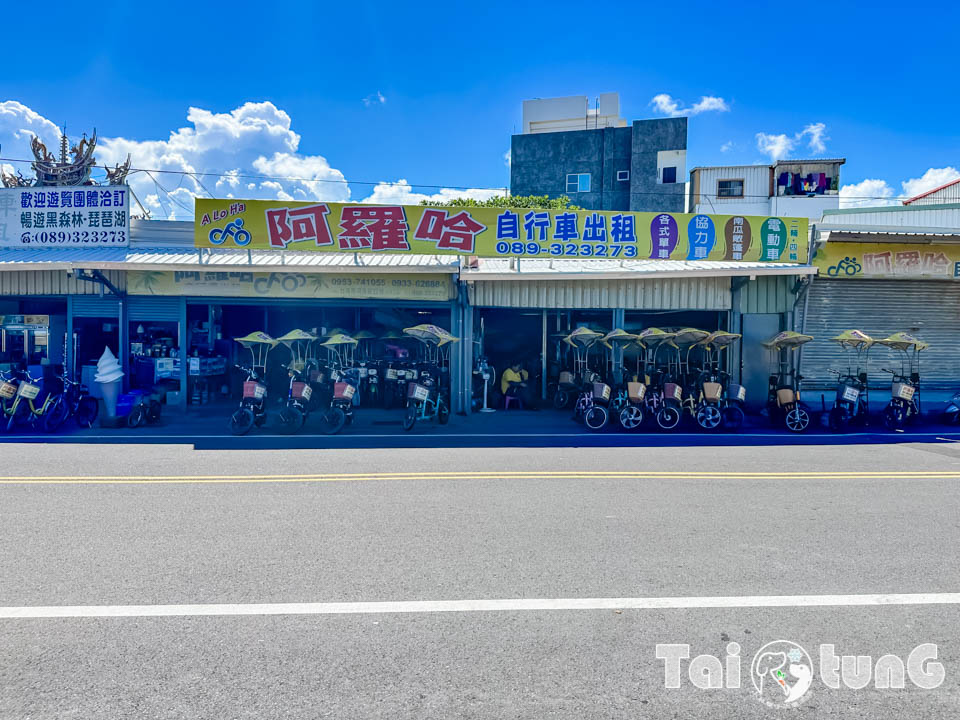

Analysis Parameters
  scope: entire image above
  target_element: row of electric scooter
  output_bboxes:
[552,327,931,433]
[227,325,457,435]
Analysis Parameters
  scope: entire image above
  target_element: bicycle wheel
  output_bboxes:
[127,405,146,428]
[76,396,99,428]
[278,405,304,435]
[230,408,255,436]
[320,406,346,435]
[402,404,417,431]
[619,405,644,430]
[786,406,811,433]
[584,405,609,431]
[696,403,722,431]
[722,405,745,432]
[656,405,681,431]
[44,396,69,433]
[883,405,905,431]
[437,401,450,425]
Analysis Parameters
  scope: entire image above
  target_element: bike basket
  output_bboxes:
[291,382,312,401]
[367,368,378,376]
[408,383,430,402]
[408,369,418,380]
[776,388,795,406]
[664,383,682,401]
[559,371,575,386]
[0,382,15,399]
[243,381,267,400]
[385,368,398,380]
[592,383,611,401]
[17,382,39,400]
[841,386,860,403]
[729,384,747,402]
[702,382,723,401]
[627,382,646,402]
[892,382,915,401]
[334,382,355,400]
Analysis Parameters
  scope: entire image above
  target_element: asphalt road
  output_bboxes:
[2,441,960,718]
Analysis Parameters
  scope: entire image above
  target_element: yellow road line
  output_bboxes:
[1,470,960,484]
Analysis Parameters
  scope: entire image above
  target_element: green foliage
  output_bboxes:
[420,194,580,210]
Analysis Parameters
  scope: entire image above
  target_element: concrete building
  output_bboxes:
[689,159,845,222]
[510,94,687,213]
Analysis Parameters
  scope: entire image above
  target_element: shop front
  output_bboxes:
[460,260,814,414]
[803,226,960,412]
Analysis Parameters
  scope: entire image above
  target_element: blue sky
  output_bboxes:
[2,0,958,216]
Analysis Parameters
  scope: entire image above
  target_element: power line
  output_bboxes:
[0,155,924,202]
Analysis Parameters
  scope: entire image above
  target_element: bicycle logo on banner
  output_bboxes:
[209,218,252,246]
[827,256,862,277]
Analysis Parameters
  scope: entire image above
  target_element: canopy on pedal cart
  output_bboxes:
[874,332,929,352]
[603,329,638,346]
[380,330,404,339]
[276,329,317,345]
[403,323,458,346]
[829,329,874,350]
[562,326,603,348]
[321,333,358,347]
[671,327,711,346]
[762,331,813,350]
[634,327,677,348]
[234,331,277,349]
[351,330,377,340]
[701,331,741,350]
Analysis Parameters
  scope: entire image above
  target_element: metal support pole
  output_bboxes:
[178,298,188,412]
[541,309,547,400]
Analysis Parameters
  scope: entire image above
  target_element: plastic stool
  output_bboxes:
[504,395,523,410]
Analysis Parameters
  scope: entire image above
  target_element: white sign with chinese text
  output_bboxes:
[0,185,130,248]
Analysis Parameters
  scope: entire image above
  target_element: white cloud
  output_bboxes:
[755,122,829,161]
[755,132,794,162]
[800,122,828,154]
[901,166,960,200]
[503,149,511,167]
[362,91,386,107]
[651,94,729,117]
[1,100,502,219]
[839,166,960,208]
[720,141,734,153]
[362,179,502,205]
[839,178,896,208]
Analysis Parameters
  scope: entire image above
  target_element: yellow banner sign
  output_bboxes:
[128,271,454,301]
[194,199,808,263]
[814,242,960,279]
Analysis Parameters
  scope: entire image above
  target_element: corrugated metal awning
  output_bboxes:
[469,276,732,310]
[464,258,815,281]
[0,248,460,274]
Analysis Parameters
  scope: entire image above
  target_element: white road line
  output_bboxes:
[4,593,960,619]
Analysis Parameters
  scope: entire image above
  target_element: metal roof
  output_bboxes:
[464,258,816,281]
[904,177,960,205]
[0,247,461,273]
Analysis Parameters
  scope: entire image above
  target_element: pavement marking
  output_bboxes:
[4,593,960,619]
[3,470,960,484]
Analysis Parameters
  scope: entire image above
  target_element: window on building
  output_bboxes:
[566,173,591,193]
[616,170,630,182]
[661,166,677,184]
[717,179,744,198]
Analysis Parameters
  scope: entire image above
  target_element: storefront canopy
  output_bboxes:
[462,258,817,281]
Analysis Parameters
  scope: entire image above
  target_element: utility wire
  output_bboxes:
[0,155,921,201]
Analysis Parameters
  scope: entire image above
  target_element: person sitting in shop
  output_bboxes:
[501,360,534,409]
